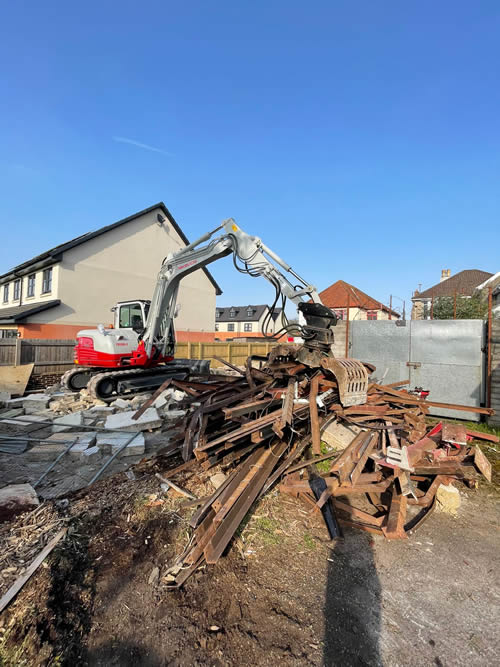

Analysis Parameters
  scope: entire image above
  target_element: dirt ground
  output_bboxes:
[0,453,498,667]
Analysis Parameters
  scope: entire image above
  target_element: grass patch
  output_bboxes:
[253,517,282,546]
[316,442,337,474]
[303,533,317,550]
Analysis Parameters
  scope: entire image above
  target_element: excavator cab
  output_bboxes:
[113,300,150,333]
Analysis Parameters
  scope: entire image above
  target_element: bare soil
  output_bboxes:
[0,458,499,667]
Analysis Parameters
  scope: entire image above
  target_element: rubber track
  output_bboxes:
[60,368,92,392]
[87,368,150,400]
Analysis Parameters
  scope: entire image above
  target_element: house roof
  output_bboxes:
[0,203,222,295]
[413,270,493,300]
[318,280,399,316]
[0,300,61,324]
[216,305,282,323]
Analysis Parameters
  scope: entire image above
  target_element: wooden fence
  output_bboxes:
[0,339,281,375]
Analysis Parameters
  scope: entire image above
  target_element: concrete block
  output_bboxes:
[110,398,132,410]
[162,409,187,420]
[86,405,115,416]
[23,394,51,414]
[27,443,68,462]
[5,398,25,408]
[321,420,361,450]
[17,415,49,424]
[52,411,84,433]
[81,445,101,463]
[436,483,461,515]
[104,408,162,432]
[96,432,145,456]
[0,391,11,406]
[0,483,39,521]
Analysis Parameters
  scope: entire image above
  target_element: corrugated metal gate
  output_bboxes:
[349,319,486,421]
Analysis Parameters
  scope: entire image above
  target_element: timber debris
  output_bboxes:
[0,349,496,594]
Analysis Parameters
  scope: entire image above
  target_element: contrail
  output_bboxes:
[112,136,173,156]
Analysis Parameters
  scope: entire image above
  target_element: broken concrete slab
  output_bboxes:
[81,445,101,463]
[321,420,361,450]
[52,411,84,432]
[0,483,39,521]
[23,394,51,414]
[85,406,115,417]
[0,391,11,406]
[110,398,132,410]
[210,472,227,489]
[96,432,145,456]
[27,443,68,462]
[104,408,162,432]
[0,408,25,419]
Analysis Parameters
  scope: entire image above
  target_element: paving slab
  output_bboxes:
[96,432,145,456]
[27,443,68,462]
[81,445,101,463]
[52,411,84,432]
[23,394,51,414]
[104,408,162,432]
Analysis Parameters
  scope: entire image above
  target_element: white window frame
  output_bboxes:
[244,323,252,332]
[42,268,52,294]
[227,323,235,332]
[13,279,20,301]
[229,308,236,318]
[27,273,36,297]
[2,284,8,303]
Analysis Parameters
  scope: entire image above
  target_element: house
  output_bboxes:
[317,280,399,320]
[474,272,500,316]
[411,269,493,320]
[0,203,221,340]
[215,305,285,338]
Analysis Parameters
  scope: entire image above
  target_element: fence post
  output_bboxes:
[488,286,493,408]
[14,338,22,367]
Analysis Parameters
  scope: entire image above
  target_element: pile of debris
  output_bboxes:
[0,347,495,593]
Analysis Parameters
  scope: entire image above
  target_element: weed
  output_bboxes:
[253,517,282,546]
[303,533,316,550]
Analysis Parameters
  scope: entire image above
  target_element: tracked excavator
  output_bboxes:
[62,218,368,403]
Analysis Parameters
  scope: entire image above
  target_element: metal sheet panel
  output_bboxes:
[350,321,409,385]
[409,320,486,421]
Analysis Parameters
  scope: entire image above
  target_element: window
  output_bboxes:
[227,323,235,332]
[367,311,378,320]
[216,310,220,319]
[13,280,20,301]
[42,268,52,293]
[229,308,236,318]
[334,309,346,320]
[215,323,219,331]
[27,273,36,297]
[2,284,8,303]
[119,303,144,329]
[244,323,252,332]
[246,307,253,318]
[0,329,17,338]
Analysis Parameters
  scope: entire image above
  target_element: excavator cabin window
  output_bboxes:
[119,303,144,330]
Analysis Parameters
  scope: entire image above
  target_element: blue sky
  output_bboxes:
[1,1,499,317]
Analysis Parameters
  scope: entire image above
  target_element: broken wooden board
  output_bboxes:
[0,363,34,397]
[473,445,492,483]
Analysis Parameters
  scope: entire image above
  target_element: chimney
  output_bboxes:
[440,269,451,282]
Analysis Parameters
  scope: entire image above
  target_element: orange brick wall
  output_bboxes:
[18,322,285,343]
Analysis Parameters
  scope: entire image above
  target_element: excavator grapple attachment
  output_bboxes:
[320,357,369,407]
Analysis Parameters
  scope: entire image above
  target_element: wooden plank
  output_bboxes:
[474,445,492,482]
[0,528,67,612]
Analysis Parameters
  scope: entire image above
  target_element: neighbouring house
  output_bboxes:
[215,305,286,338]
[317,280,399,320]
[474,272,500,316]
[411,269,493,320]
[0,203,221,340]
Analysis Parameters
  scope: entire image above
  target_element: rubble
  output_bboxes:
[104,407,162,432]
[0,348,496,593]
[0,483,39,521]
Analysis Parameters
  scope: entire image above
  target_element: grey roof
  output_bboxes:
[0,203,222,295]
[0,300,60,323]
[216,305,282,323]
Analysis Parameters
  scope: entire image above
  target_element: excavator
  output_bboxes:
[62,218,368,403]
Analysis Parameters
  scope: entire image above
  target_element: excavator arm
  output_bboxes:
[140,218,338,367]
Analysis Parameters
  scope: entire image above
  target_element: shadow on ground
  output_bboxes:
[324,526,382,666]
